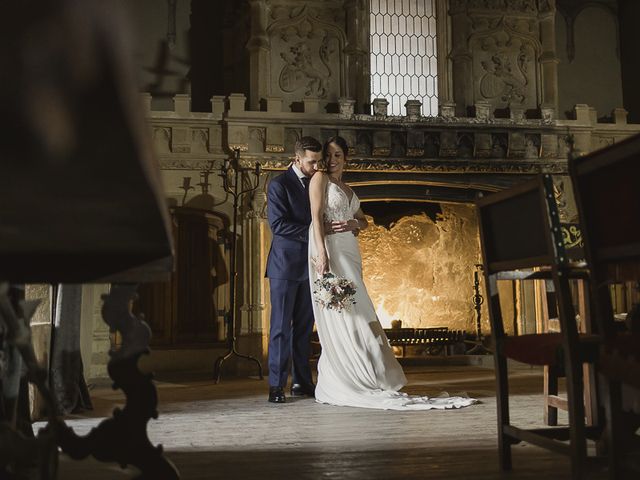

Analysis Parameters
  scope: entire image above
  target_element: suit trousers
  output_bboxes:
[268,278,314,388]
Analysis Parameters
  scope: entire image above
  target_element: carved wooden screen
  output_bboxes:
[370,0,438,116]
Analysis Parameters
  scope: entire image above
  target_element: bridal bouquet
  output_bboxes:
[312,273,357,313]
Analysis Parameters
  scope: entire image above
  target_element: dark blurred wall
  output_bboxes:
[190,0,251,111]
[618,0,640,123]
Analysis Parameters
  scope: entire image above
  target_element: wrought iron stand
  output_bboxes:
[213,149,264,383]
[467,264,492,355]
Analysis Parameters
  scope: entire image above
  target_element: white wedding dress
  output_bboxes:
[308,180,477,410]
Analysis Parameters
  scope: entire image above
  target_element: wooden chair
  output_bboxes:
[570,133,640,478]
[541,270,597,427]
[476,174,602,479]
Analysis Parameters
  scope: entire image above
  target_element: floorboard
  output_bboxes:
[40,363,607,479]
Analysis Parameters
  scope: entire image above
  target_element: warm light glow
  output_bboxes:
[374,300,395,328]
[359,205,487,332]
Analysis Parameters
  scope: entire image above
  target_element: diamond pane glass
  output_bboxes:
[370,0,437,116]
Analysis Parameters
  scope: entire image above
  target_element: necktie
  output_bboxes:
[301,176,310,189]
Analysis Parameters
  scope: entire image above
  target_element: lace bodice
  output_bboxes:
[324,181,360,222]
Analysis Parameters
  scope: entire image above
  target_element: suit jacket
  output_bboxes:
[265,167,311,281]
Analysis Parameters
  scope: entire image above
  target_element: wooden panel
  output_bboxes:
[136,279,175,346]
[135,208,228,347]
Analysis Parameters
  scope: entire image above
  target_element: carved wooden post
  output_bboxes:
[240,182,268,343]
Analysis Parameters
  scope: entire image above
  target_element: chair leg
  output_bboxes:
[583,363,596,427]
[495,352,512,470]
[565,357,589,480]
[600,374,624,480]
[543,364,559,426]
[555,273,587,480]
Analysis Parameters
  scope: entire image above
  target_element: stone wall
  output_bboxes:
[556,3,622,120]
[127,0,191,110]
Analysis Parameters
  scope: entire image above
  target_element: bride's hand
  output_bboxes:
[311,254,329,276]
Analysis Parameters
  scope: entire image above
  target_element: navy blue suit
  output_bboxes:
[265,167,314,388]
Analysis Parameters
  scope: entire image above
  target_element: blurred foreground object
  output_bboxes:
[0,0,173,283]
[0,1,177,478]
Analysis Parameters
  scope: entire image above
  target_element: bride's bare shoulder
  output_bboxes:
[310,171,328,186]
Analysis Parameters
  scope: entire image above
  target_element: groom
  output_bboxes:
[265,136,322,403]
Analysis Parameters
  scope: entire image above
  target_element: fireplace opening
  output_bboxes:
[358,201,487,335]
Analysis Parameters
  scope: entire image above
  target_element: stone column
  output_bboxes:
[344,0,370,113]
[436,0,453,104]
[538,0,559,114]
[247,0,270,111]
[449,1,473,116]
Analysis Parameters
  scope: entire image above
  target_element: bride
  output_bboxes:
[307,136,477,410]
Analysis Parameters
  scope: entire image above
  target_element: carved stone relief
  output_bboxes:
[470,24,539,109]
[492,134,508,158]
[458,134,475,158]
[249,128,266,153]
[284,128,301,153]
[267,5,345,105]
[355,131,372,156]
[153,128,171,153]
[525,134,541,158]
[191,128,209,154]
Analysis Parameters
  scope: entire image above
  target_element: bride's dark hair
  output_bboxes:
[322,136,349,171]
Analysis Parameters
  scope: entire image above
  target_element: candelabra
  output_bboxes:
[178,160,228,208]
[467,263,492,355]
[213,149,264,383]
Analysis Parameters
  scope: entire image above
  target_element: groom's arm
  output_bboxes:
[267,180,310,241]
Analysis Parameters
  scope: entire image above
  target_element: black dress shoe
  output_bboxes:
[290,383,316,398]
[268,386,286,403]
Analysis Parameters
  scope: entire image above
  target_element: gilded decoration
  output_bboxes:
[245,157,567,174]
[268,6,345,102]
[406,148,425,157]
[228,143,249,152]
[265,144,285,153]
[552,176,579,223]
[372,148,391,157]
[561,224,583,249]
[158,158,223,170]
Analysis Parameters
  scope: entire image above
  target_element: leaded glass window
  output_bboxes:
[370,0,438,116]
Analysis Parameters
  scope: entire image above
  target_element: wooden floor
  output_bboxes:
[45,361,606,479]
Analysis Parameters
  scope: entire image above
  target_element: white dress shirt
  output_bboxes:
[291,164,308,188]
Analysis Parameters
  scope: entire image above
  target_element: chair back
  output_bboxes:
[477,175,566,275]
[570,134,640,284]
[570,133,640,339]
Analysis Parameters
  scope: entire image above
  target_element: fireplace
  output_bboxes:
[342,169,515,339]
[358,201,485,334]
